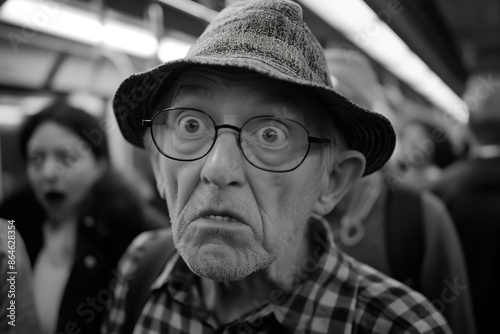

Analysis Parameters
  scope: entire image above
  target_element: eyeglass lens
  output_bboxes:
[150,108,311,172]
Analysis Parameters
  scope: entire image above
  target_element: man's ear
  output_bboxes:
[313,150,366,216]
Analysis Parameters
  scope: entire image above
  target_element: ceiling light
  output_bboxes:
[102,20,157,58]
[157,36,192,62]
[0,95,52,126]
[156,0,218,23]
[299,0,468,123]
[0,0,158,58]
[0,105,25,126]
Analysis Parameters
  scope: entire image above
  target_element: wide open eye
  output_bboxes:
[176,112,211,139]
[58,150,81,168]
[261,127,279,143]
[250,121,289,149]
[27,152,45,169]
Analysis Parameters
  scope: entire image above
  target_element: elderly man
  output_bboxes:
[103,1,451,333]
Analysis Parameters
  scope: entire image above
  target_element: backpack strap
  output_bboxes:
[123,228,176,334]
[385,186,424,289]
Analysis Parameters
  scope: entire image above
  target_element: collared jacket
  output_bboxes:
[0,170,167,334]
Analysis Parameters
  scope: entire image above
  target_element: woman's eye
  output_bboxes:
[28,154,44,167]
[63,152,80,167]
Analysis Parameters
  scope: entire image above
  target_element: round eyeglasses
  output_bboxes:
[142,108,330,172]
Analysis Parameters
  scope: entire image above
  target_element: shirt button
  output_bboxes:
[83,216,95,228]
[84,255,97,269]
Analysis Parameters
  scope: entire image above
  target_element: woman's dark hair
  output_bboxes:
[19,100,110,163]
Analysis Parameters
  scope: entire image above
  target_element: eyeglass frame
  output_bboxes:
[142,107,331,173]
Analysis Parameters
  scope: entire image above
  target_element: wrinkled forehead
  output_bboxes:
[155,66,323,123]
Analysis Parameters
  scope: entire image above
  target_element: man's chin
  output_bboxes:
[180,244,271,281]
[190,263,253,282]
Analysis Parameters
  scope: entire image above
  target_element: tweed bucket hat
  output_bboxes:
[113,0,395,175]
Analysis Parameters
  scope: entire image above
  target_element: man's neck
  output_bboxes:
[200,223,313,325]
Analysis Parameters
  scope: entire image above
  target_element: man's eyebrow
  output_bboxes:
[261,92,302,106]
[173,83,215,101]
[259,91,306,115]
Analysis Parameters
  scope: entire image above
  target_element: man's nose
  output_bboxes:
[200,132,246,188]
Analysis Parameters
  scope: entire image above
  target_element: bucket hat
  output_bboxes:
[113,0,395,175]
[324,47,401,131]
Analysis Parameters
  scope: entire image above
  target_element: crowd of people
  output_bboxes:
[1,0,498,333]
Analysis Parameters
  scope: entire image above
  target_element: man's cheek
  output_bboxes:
[167,164,202,221]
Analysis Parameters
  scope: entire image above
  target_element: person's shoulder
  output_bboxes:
[116,228,172,274]
[419,191,448,217]
[129,228,171,251]
[354,263,452,333]
[417,191,463,251]
[386,183,450,218]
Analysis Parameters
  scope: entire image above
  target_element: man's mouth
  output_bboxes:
[203,215,240,222]
[197,209,245,224]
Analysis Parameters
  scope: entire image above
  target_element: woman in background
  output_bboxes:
[0,101,165,333]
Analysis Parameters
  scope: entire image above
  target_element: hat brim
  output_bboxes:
[113,55,395,176]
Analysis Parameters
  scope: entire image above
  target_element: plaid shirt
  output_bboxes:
[103,221,452,334]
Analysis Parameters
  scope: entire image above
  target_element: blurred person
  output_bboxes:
[119,166,170,225]
[0,101,165,333]
[397,120,456,191]
[0,219,40,334]
[432,72,500,334]
[103,1,452,333]
[323,47,476,334]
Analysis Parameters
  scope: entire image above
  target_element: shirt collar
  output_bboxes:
[272,218,359,333]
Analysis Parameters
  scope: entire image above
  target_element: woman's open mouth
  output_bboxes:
[44,191,66,205]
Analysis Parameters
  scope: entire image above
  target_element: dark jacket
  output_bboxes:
[432,157,500,334]
[0,170,166,334]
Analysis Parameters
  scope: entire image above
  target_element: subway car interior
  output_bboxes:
[1,0,500,334]
[0,0,499,198]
